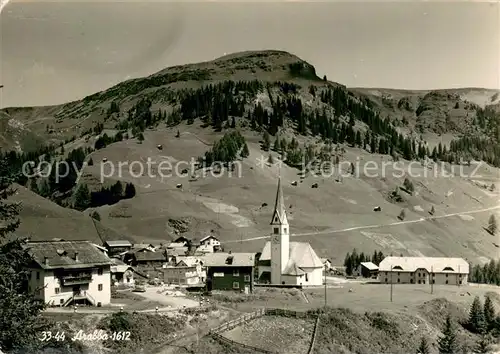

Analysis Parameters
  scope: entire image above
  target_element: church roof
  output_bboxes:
[270,177,287,225]
[259,241,324,269]
[283,262,306,276]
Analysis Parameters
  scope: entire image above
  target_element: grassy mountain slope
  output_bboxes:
[1,50,499,264]
[8,184,131,244]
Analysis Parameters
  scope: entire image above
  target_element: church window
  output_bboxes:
[305,274,309,282]
[284,228,287,234]
[274,228,279,234]
[274,217,278,223]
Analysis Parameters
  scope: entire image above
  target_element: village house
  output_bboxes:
[378,256,469,285]
[162,264,202,286]
[103,240,132,257]
[130,243,156,252]
[321,258,333,271]
[203,252,255,293]
[23,240,113,307]
[355,261,379,278]
[257,178,324,286]
[110,258,135,286]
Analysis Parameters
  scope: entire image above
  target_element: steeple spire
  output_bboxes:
[271,176,286,225]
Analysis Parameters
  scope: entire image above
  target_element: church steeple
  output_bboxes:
[271,177,287,225]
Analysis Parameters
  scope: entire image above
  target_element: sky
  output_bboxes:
[0,0,499,108]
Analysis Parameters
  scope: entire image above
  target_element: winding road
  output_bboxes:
[225,204,500,244]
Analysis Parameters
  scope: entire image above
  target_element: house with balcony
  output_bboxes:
[23,240,113,307]
[199,235,221,252]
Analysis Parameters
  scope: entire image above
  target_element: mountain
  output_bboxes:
[1,50,499,264]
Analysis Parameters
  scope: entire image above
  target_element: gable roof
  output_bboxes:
[135,252,167,262]
[175,256,201,267]
[104,240,132,248]
[260,241,323,270]
[360,262,379,271]
[283,262,306,276]
[23,241,113,270]
[378,257,469,273]
[168,242,187,249]
[132,243,155,250]
[200,235,219,243]
[202,252,255,267]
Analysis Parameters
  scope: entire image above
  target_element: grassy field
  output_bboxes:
[211,283,500,315]
[222,315,315,354]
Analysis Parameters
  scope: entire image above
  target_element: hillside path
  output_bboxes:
[226,204,500,244]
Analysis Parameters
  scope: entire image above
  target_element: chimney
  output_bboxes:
[44,257,49,266]
[74,252,79,261]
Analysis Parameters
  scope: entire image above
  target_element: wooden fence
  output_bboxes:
[307,315,321,354]
[208,308,320,353]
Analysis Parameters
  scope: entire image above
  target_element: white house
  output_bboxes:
[320,258,333,271]
[23,240,113,307]
[199,235,221,248]
[378,256,469,285]
[257,177,324,286]
[110,258,135,287]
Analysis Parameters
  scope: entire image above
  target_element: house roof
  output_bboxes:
[23,241,113,270]
[168,242,187,248]
[260,241,323,270]
[175,256,201,267]
[104,240,132,248]
[169,247,188,256]
[135,252,167,262]
[195,244,214,253]
[378,257,469,273]
[110,258,132,273]
[360,262,379,271]
[202,252,255,267]
[132,243,154,250]
[200,235,218,243]
[320,258,331,264]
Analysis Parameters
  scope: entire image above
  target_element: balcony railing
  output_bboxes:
[60,273,92,285]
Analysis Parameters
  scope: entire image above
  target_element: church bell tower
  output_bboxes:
[270,177,290,284]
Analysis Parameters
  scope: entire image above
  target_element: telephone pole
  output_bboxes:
[431,265,433,294]
[390,266,393,302]
[324,263,327,307]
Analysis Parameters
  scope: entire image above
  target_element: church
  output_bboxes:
[257,178,324,286]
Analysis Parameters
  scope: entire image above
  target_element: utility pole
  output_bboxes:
[390,265,393,302]
[324,263,327,308]
[431,265,433,294]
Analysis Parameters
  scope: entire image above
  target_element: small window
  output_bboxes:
[60,299,64,304]
[459,280,462,285]
[284,228,287,234]
[385,278,388,283]
[98,284,103,291]
[422,280,425,284]
[446,274,448,277]
[397,279,400,283]
[305,273,309,282]
[232,282,239,289]
[445,280,448,284]
[36,272,40,280]
[274,228,279,234]
[397,272,400,276]
[233,269,240,277]
[55,287,60,294]
[418,280,421,284]
[98,268,103,276]
[244,274,250,282]
[432,280,435,284]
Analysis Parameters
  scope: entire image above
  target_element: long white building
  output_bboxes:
[378,256,469,285]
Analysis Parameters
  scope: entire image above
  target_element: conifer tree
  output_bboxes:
[241,143,250,158]
[416,336,430,354]
[475,334,491,354]
[487,214,497,235]
[73,183,91,211]
[483,295,496,331]
[438,315,458,354]
[398,209,406,221]
[262,131,270,151]
[273,137,281,152]
[468,296,486,334]
[175,130,180,138]
[268,154,274,164]
[430,206,435,215]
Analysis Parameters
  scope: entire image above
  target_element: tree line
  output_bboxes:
[343,248,386,276]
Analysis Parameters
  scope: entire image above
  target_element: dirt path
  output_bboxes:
[226,204,500,244]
